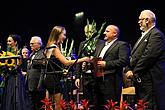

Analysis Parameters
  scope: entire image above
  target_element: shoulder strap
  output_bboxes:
[46,44,57,58]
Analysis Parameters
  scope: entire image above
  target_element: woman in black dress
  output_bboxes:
[44,26,90,110]
[1,34,30,110]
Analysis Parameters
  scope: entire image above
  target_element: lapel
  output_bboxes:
[27,52,36,69]
[29,52,35,58]
[34,49,44,59]
[29,49,42,62]
[103,40,118,58]
[131,33,149,55]
[96,42,105,57]
[131,27,156,55]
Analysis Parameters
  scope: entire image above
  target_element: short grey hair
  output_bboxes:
[31,36,43,46]
[141,10,156,23]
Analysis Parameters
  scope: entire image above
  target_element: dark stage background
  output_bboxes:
[0,0,164,54]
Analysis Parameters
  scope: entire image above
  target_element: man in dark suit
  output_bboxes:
[125,10,165,110]
[27,36,46,110]
[93,25,130,109]
[75,23,104,107]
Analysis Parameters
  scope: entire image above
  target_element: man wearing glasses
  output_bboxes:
[125,10,165,110]
[27,36,46,110]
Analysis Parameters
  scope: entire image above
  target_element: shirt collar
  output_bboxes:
[142,25,155,36]
[105,38,117,46]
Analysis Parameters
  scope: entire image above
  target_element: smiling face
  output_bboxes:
[103,25,119,42]
[7,37,17,48]
[57,29,66,44]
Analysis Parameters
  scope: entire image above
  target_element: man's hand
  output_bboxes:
[126,70,134,78]
[97,61,106,68]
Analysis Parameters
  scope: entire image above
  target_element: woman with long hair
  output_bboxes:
[43,26,89,110]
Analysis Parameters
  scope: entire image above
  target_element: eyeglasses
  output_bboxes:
[7,40,12,42]
[30,43,36,45]
[139,18,148,21]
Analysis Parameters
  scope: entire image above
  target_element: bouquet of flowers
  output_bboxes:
[83,19,106,56]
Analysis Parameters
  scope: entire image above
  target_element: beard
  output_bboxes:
[140,22,147,31]
[104,36,108,40]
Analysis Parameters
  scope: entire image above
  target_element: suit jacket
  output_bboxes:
[94,40,130,102]
[125,27,165,109]
[95,40,130,75]
[27,49,45,91]
[76,39,104,79]
[78,39,104,57]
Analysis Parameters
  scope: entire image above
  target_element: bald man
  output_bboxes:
[94,25,130,109]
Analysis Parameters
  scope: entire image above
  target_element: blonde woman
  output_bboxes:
[44,26,89,110]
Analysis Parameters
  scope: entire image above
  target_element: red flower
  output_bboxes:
[135,100,148,110]
[104,99,120,110]
[40,97,53,110]
[120,101,133,110]
[81,99,89,110]
[69,100,76,110]
[60,99,67,110]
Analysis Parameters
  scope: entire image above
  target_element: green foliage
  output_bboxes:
[61,38,74,58]
[83,19,106,56]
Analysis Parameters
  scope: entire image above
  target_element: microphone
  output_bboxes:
[46,46,57,49]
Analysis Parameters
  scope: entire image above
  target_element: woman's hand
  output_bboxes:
[82,56,90,62]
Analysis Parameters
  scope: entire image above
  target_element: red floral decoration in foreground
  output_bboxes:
[60,99,67,110]
[104,99,120,110]
[81,99,89,110]
[69,100,76,110]
[120,101,133,110]
[135,100,148,110]
[41,98,148,110]
[40,97,53,110]
[60,99,76,110]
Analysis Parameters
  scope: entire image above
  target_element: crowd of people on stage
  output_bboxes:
[0,9,165,110]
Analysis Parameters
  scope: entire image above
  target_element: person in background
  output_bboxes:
[125,9,165,110]
[93,25,130,109]
[75,23,103,108]
[27,36,46,110]
[6,34,22,55]
[1,34,30,110]
[43,25,90,110]
[22,46,30,59]
[21,46,30,76]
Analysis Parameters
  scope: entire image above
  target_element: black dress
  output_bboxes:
[43,55,63,95]
[1,50,31,110]
[1,67,31,110]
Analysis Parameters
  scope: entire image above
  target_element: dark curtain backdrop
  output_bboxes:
[0,0,164,54]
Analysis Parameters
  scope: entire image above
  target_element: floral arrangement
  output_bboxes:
[83,19,106,56]
[40,97,53,110]
[41,97,149,110]
[103,99,148,110]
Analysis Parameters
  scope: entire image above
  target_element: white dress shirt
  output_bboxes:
[99,38,117,58]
